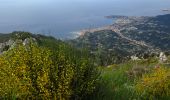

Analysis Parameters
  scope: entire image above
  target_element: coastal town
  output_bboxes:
[75,14,170,59]
[78,15,152,48]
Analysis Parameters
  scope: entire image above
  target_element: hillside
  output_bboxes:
[70,14,170,66]
[0,31,100,99]
[120,14,170,50]
[0,31,63,53]
[0,33,13,43]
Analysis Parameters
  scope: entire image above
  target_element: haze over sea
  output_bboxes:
[0,0,170,39]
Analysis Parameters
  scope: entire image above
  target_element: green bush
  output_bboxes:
[0,40,100,99]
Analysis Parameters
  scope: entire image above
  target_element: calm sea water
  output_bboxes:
[0,0,170,39]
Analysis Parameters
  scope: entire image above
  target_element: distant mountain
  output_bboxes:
[70,14,170,66]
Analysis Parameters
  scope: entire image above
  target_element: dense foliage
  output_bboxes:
[135,66,170,99]
[0,38,100,99]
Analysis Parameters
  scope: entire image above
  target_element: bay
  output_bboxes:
[0,0,170,39]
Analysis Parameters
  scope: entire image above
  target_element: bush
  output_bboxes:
[126,66,150,80]
[0,40,100,99]
[0,41,52,99]
[135,66,170,99]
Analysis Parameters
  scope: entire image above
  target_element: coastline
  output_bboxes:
[76,15,148,37]
[76,13,170,38]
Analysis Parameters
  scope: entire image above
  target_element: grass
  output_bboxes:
[91,62,136,100]
[90,59,166,100]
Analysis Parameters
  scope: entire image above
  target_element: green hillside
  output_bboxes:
[0,32,100,99]
[70,14,170,66]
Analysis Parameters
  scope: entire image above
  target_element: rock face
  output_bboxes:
[0,38,35,54]
[0,39,14,54]
[0,43,4,54]
[159,52,167,63]
[131,56,140,61]
[23,38,36,46]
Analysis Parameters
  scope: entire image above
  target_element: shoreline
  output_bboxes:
[76,13,170,38]
[76,15,148,37]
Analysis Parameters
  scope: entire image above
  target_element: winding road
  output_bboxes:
[79,25,151,48]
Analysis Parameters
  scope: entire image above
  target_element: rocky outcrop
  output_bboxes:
[0,39,14,54]
[159,52,167,63]
[0,38,36,54]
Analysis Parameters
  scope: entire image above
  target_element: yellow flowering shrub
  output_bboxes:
[0,39,99,99]
[0,41,52,99]
[135,67,170,99]
[0,48,30,99]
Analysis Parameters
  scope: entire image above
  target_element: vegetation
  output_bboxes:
[121,14,170,50]
[135,66,170,99]
[0,35,100,99]
[0,33,13,43]
[70,30,142,66]
[89,59,170,100]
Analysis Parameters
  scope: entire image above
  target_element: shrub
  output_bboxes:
[0,41,52,99]
[135,66,170,99]
[0,40,99,99]
[126,66,150,80]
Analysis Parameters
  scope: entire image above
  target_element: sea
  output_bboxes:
[0,0,170,39]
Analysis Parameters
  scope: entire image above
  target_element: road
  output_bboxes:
[79,25,151,48]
